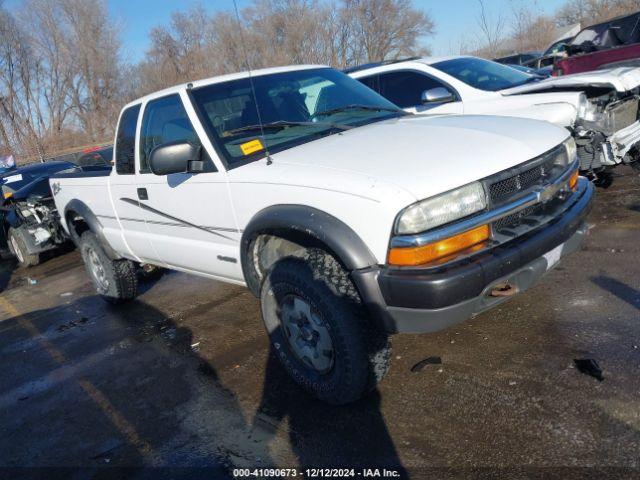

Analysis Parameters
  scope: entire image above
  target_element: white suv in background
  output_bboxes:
[348,56,640,180]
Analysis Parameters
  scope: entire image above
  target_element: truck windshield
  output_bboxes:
[432,57,539,92]
[190,67,404,166]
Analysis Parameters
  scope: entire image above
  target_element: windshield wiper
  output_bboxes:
[225,120,352,136]
[312,104,404,118]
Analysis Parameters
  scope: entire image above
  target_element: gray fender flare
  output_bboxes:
[240,205,378,295]
[64,199,122,260]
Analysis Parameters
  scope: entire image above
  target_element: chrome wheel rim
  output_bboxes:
[280,294,334,374]
[87,247,109,293]
[10,235,24,264]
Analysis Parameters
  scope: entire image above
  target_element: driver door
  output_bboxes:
[135,93,242,280]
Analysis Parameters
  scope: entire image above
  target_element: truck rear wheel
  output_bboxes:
[260,252,391,405]
[8,228,40,268]
[79,231,137,303]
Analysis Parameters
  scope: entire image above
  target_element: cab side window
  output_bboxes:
[377,71,454,108]
[115,104,141,175]
[139,95,212,173]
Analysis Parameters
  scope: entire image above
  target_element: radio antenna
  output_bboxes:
[232,0,273,165]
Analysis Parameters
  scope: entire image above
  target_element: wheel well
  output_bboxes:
[245,231,350,297]
[65,210,90,243]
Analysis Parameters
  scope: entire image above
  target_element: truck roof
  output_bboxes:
[124,64,327,109]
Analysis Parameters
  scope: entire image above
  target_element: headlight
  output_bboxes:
[576,93,588,119]
[576,96,604,125]
[562,137,577,164]
[395,182,487,235]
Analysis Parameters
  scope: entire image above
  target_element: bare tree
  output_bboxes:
[475,0,506,57]
[133,0,435,95]
[60,0,123,141]
[0,0,123,161]
[0,4,50,159]
[2,0,437,159]
[146,5,214,86]
[343,0,434,64]
[511,2,556,53]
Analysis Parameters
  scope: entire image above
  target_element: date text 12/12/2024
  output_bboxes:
[233,468,402,478]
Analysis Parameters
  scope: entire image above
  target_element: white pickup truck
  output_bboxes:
[348,56,640,182]
[50,65,594,404]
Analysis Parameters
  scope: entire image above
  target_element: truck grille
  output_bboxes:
[493,205,539,230]
[484,145,569,233]
[486,145,565,205]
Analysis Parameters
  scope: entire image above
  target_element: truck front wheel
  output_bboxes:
[79,231,137,303]
[260,252,391,404]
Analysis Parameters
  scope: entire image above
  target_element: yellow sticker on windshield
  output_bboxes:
[240,139,264,155]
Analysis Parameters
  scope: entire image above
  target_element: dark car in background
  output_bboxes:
[494,51,542,66]
[0,160,110,267]
[523,36,576,70]
[76,145,113,168]
[507,63,552,77]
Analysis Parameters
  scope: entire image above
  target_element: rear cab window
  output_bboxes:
[115,105,141,175]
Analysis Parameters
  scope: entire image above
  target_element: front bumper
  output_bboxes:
[352,178,595,334]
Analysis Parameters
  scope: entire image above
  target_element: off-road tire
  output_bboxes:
[7,228,40,267]
[79,231,137,303]
[260,250,391,404]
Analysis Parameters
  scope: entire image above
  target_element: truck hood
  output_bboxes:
[500,67,640,94]
[270,114,569,201]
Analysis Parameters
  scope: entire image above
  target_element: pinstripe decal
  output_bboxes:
[118,198,240,241]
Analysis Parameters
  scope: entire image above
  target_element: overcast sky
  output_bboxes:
[8,0,571,62]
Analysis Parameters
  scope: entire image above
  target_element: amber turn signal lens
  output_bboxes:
[388,224,490,266]
[3,192,12,199]
[569,169,579,191]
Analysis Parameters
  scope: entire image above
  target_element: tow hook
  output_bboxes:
[490,282,519,297]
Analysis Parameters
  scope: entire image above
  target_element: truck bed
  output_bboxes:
[49,171,134,261]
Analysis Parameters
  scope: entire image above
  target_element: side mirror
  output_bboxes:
[149,141,204,176]
[421,87,455,105]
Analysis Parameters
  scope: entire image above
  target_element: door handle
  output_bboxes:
[137,188,148,200]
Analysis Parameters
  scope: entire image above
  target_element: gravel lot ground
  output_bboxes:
[0,169,639,479]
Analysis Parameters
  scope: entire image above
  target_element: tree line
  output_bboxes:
[0,0,433,162]
[1,0,639,162]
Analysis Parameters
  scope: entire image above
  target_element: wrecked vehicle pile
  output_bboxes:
[555,10,640,75]
[504,67,640,178]
[3,184,67,267]
[1,160,111,267]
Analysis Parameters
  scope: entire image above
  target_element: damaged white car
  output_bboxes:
[348,56,640,182]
